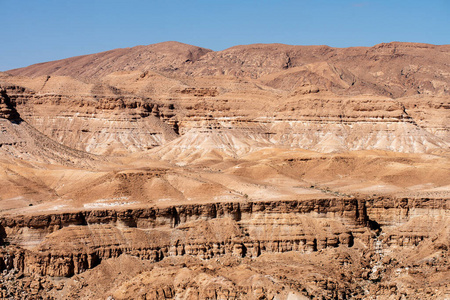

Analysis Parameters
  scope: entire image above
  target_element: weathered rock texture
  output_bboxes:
[0,42,449,299]
[2,42,449,156]
[0,87,98,167]
[7,42,450,98]
[0,198,448,299]
[0,89,20,121]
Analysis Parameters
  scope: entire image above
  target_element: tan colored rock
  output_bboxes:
[0,42,448,299]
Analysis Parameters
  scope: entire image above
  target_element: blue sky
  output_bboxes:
[1,0,449,70]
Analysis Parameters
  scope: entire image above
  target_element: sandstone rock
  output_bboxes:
[0,41,448,299]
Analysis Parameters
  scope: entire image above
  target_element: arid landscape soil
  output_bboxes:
[0,41,449,299]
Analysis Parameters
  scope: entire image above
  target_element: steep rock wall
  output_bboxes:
[0,84,178,155]
[1,197,447,278]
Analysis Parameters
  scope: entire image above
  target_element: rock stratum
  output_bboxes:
[0,41,449,299]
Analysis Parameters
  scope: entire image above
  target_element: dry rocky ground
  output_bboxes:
[0,42,449,299]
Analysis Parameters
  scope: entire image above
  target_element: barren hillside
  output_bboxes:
[0,42,449,299]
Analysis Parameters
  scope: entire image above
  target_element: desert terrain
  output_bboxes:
[0,41,449,299]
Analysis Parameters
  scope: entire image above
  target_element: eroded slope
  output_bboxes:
[0,42,449,299]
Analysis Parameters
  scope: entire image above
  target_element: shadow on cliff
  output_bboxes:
[0,89,24,124]
[368,219,381,231]
[0,224,6,246]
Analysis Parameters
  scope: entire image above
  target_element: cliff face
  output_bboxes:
[0,77,448,157]
[0,86,99,168]
[2,42,449,156]
[0,199,366,277]
[2,197,447,276]
[0,89,21,121]
[0,81,178,155]
[0,198,448,299]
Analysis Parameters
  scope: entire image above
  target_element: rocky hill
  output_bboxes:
[0,86,98,167]
[8,41,450,97]
[0,42,449,299]
[2,42,449,156]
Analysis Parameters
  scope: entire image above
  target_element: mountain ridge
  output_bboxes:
[6,41,449,74]
[7,41,450,99]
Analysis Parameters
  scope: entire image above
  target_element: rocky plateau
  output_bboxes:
[0,41,449,299]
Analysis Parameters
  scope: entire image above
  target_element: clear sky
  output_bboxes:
[1,0,449,71]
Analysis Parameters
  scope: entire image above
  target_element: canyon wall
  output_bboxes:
[0,197,448,299]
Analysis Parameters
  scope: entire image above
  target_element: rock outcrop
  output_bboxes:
[0,89,20,121]
[2,42,449,156]
[0,197,448,299]
[0,82,178,155]
[0,86,98,167]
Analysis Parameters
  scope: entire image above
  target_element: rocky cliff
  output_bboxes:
[1,75,448,156]
[0,86,99,167]
[0,197,448,299]
[0,78,178,155]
